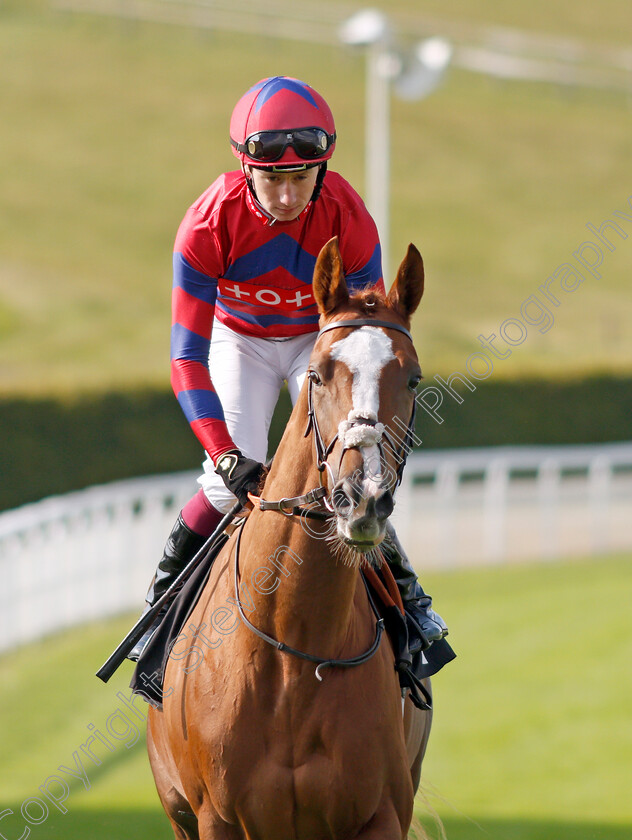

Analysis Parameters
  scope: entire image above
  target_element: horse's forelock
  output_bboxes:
[347,288,407,323]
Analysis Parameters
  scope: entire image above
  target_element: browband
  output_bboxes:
[317,319,413,342]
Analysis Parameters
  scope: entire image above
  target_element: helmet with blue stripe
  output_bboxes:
[230,76,336,171]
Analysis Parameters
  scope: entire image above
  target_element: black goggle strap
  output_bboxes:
[311,161,327,203]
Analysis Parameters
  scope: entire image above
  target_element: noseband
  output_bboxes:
[304,318,418,500]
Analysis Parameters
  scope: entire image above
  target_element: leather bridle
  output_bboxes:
[304,318,418,505]
[257,317,418,516]
[234,317,427,699]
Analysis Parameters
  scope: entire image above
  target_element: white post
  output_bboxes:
[339,13,451,285]
[483,459,508,563]
[436,460,459,566]
[588,456,610,554]
[538,458,560,559]
[365,44,391,279]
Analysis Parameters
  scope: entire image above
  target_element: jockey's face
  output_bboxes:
[246,165,319,221]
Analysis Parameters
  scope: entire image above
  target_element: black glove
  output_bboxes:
[215,449,265,506]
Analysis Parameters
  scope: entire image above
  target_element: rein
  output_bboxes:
[232,522,385,681]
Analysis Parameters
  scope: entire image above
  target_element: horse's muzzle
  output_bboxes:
[331,475,394,549]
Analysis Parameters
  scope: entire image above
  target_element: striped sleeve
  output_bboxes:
[345,241,384,292]
[338,198,385,294]
[171,249,235,462]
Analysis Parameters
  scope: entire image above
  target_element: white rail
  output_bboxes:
[0,472,198,654]
[392,442,632,570]
[1,443,631,653]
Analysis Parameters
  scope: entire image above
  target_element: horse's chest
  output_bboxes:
[221,745,391,839]
[209,692,407,834]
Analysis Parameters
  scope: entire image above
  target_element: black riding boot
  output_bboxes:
[127,514,206,662]
[381,522,448,654]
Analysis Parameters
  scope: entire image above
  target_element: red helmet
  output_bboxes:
[230,76,336,170]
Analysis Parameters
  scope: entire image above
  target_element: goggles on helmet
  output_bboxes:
[231,127,336,164]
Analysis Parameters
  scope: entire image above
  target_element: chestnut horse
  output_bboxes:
[147,238,432,839]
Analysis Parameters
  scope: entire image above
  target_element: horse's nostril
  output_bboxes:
[332,484,353,514]
[375,489,394,520]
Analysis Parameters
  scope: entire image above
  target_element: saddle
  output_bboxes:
[130,532,230,708]
[361,562,434,710]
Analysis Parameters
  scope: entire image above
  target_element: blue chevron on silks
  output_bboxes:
[170,167,383,461]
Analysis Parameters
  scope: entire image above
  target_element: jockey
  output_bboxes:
[129,76,448,661]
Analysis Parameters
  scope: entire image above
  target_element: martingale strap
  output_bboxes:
[233,525,385,681]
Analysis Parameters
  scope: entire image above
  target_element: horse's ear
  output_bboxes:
[387,243,425,322]
[313,237,350,315]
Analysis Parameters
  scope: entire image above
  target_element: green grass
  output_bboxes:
[1,1,631,397]
[1,553,630,839]
[416,553,632,835]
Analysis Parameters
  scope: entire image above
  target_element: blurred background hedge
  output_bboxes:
[2,374,630,511]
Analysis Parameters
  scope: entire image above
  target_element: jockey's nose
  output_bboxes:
[279,180,298,206]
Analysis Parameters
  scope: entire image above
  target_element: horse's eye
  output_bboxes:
[308,370,322,386]
[408,373,422,392]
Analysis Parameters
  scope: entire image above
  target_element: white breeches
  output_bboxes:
[197,319,317,512]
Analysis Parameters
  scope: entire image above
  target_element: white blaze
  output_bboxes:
[330,327,394,418]
[330,327,395,491]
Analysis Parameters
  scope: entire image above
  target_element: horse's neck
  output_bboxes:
[238,390,360,653]
[262,386,316,501]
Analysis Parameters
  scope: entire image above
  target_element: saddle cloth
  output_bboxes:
[362,562,456,708]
